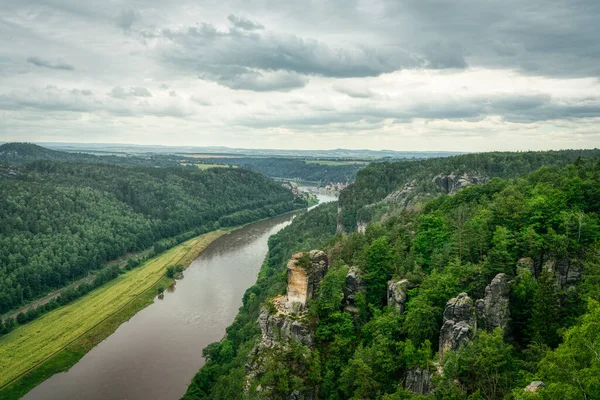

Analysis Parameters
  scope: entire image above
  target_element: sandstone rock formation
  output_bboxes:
[432,173,487,195]
[246,251,329,398]
[544,258,583,289]
[383,180,418,207]
[387,279,412,314]
[524,381,545,392]
[439,293,476,358]
[405,368,433,395]
[286,250,328,310]
[344,266,365,313]
[476,273,511,333]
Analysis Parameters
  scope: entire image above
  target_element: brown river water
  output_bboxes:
[22,193,336,400]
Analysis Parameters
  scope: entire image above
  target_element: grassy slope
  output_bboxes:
[0,230,226,399]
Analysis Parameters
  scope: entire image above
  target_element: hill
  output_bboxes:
[0,142,180,168]
[0,160,304,316]
[183,152,600,400]
[339,149,600,231]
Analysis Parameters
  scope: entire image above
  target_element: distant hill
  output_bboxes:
[0,142,75,163]
[0,143,179,168]
[36,142,466,159]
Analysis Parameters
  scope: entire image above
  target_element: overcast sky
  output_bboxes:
[1,0,599,151]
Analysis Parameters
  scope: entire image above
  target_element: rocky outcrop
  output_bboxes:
[439,293,476,358]
[524,381,545,392]
[344,266,365,313]
[405,368,433,395]
[544,258,583,289]
[336,204,344,234]
[257,304,314,348]
[357,221,368,233]
[383,180,418,207]
[476,273,510,333]
[246,251,329,397]
[432,173,487,195]
[286,251,329,309]
[387,279,412,314]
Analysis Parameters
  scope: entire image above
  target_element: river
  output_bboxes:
[22,193,337,400]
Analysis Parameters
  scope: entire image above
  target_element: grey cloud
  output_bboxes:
[236,94,600,129]
[109,86,152,98]
[0,85,192,118]
[333,85,374,99]
[190,96,211,106]
[228,14,264,31]
[382,0,600,78]
[150,22,420,91]
[0,85,97,112]
[27,56,75,71]
[117,9,138,31]
[201,67,308,91]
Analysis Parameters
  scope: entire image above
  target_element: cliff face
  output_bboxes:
[439,292,477,358]
[476,273,511,333]
[245,250,329,398]
[432,173,488,195]
[387,279,412,314]
[343,266,365,313]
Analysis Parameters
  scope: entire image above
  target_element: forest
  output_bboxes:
[197,157,364,183]
[339,149,600,231]
[0,156,304,319]
[184,154,600,400]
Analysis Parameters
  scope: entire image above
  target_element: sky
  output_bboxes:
[1,0,599,151]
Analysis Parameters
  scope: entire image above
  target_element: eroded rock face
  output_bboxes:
[246,250,329,397]
[544,258,583,289]
[524,381,545,392]
[387,279,412,314]
[344,266,365,313]
[258,305,313,348]
[286,251,329,309]
[433,173,487,195]
[439,293,476,358]
[383,180,418,207]
[336,204,344,234]
[405,368,433,395]
[476,273,511,333]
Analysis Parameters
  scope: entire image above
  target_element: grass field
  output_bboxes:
[0,230,226,398]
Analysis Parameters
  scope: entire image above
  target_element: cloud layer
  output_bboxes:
[0,0,599,150]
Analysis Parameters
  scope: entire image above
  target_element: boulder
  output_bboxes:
[344,266,365,313]
[387,279,412,314]
[524,381,545,392]
[439,293,476,358]
[476,273,511,333]
[405,368,433,395]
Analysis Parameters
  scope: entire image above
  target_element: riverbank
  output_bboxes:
[0,230,226,400]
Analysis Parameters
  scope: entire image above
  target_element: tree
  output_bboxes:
[529,269,560,347]
[363,237,394,307]
[441,329,517,400]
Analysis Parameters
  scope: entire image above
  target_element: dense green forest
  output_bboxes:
[340,149,600,231]
[199,157,364,183]
[0,159,304,316]
[184,155,600,399]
